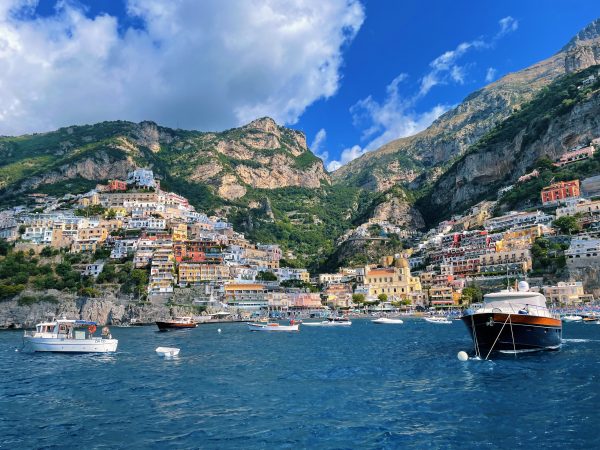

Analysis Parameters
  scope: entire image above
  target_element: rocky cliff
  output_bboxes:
[332,18,600,192]
[418,66,600,223]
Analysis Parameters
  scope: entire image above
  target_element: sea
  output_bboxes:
[1,319,599,449]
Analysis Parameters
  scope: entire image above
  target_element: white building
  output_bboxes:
[565,237,600,268]
[110,239,139,259]
[484,211,553,232]
[127,168,156,189]
[83,262,105,278]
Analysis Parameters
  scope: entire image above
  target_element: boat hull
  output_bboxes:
[156,322,197,331]
[23,337,118,353]
[372,318,404,324]
[462,313,562,356]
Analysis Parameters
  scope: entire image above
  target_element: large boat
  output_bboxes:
[562,315,583,322]
[461,282,562,357]
[156,317,197,331]
[247,322,300,332]
[23,319,118,353]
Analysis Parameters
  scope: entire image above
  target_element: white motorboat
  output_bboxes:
[23,319,118,353]
[301,317,352,327]
[424,316,452,324]
[155,347,180,357]
[247,322,300,332]
[372,317,404,324]
[562,315,583,322]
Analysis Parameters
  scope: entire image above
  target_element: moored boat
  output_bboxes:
[156,317,197,331]
[372,317,404,324]
[461,282,562,357]
[424,316,452,324]
[23,319,118,353]
[155,347,180,357]
[562,315,583,322]
[247,322,300,332]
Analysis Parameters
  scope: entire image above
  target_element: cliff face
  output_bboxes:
[332,18,600,192]
[420,68,600,222]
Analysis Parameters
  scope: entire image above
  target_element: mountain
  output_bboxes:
[332,18,600,193]
[0,118,371,270]
[417,65,600,224]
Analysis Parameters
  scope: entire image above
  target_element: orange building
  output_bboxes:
[541,180,580,205]
[108,180,127,191]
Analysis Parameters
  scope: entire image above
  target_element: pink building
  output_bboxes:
[554,146,595,167]
[290,293,322,309]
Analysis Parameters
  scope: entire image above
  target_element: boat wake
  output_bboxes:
[562,339,592,343]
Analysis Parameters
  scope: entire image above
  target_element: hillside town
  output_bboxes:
[0,139,599,321]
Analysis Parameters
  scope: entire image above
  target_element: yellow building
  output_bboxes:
[364,258,422,299]
[178,263,231,285]
[77,227,108,243]
[171,223,188,242]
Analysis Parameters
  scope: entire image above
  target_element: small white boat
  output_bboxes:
[562,315,583,322]
[372,317,404,324]
[155,347,180,357]
[302,317,352,327]
[424,317,452,324]
[247,322,300,332]
[301,321,326,326]
[23,319,118,353]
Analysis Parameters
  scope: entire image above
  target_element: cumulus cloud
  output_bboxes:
[310,128,328,161]
[485,67,497,83]
[0,0,364,135]
[326,74,449,171]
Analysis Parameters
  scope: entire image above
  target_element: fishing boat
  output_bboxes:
[562,315,583,322]
[247,322,300,332]
[461,281,562,358]
[23,319,118,353]
[424,316,452,324]
[155,317,197,331]
[372,317,404,324]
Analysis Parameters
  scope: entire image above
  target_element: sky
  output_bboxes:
[0,1,598,171]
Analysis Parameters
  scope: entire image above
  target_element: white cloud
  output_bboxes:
[329,15,519,170]
[0,0,365,135]
[485,67,497,83]
[310,128,328,161]
[326,74,449,170]
[497,16,518,37]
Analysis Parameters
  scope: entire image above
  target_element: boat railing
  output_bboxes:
[23,330,36,337]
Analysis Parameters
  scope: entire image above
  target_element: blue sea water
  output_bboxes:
[1,319,599,449]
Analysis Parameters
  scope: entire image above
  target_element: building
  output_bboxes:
[77,226,108,243]
[178,263,231,285]
[541,180,580,206]
[274,267,310,283]
[148,248,176,294]
[363,258,422,300]
[224,283,268,310]
[428,286,460,307]
[554,146,595,167]
[479,249,532,275]
[581,175,600,198]
[290,292,323,309]
[110,239,138,259]
[543,282,593,305]
[82,262,105,278]
[127,168,157,189]
[484,211,553,232]
[565,237,600,268]
[108,180,127,192]
[324,283,353,309]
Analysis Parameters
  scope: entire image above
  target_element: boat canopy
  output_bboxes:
[483,291,547,309]
[74,320,97,326]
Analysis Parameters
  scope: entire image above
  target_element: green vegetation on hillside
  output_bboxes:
[417,65,600,225]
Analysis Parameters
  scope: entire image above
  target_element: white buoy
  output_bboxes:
[217,328,221,333]
[457,351,469,361]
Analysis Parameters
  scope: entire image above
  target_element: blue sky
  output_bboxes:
[0,1,598,171]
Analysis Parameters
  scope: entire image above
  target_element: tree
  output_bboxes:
[553,215,581,235]
[461,285,483,306]
[377,293,388,303]
[256,271,277,281]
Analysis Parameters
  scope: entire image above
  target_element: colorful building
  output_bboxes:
[541,180,580,205]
